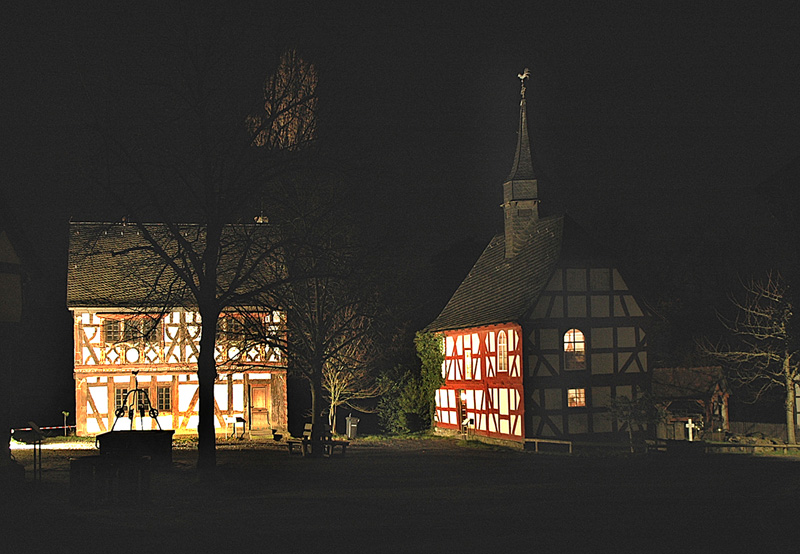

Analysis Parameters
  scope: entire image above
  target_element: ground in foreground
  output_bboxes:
[4,437,799,553]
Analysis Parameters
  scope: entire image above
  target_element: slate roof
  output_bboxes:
[426,215,564,332]
[68,222,277,309]
[506,97,536,182]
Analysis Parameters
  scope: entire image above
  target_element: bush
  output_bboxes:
[377,332,444,434]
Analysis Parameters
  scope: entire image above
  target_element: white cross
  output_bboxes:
[685,418,700,442]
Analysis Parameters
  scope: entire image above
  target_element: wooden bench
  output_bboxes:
[287,423,313,455]
[286,423,350,456]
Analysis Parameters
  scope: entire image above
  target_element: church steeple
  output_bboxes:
[502,68,539,258]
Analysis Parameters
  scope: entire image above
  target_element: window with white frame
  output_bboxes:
[498,331,508,372]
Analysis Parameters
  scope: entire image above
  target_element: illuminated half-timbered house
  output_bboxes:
[426,71,649,446]
[68,223,287,436]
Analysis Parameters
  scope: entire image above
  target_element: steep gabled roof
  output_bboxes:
[68,222,278,309]
[426,215,564,332]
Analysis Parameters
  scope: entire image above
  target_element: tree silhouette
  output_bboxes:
[81,16,318,473]
[702,273,800,444]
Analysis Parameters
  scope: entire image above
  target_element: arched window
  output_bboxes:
[564,329,586,369]
[498,331,508,372]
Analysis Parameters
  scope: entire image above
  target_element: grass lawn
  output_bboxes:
[4,436,799,553]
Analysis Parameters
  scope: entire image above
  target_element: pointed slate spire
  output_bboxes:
[502,68,539,258]
[507,69,536,182]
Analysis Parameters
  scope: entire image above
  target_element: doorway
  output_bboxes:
[250,384,271,430]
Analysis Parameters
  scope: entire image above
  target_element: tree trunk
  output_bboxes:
[197,310,219,474]
[196,224,221,475]
[785,361,797,444]
[308,364,327,457]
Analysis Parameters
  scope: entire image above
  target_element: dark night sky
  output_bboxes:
[3,2,800,425]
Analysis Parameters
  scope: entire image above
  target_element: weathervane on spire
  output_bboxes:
[518,68,530,100]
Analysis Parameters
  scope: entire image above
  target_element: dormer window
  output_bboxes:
[564,329,586,370]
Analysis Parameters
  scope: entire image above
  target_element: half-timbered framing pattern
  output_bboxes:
[72,309,287,436]
[435,324,524,441]
[68,222,289,437]
[426,71,649,446]
[525,265,648,439]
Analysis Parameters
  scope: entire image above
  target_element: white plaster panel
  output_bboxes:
[590,268,611,291]
[179,384,197,411]
[624,295,643,316]
[566,269,587,291]
[612,269,628,290]
[567,295,587,317]
[544,388,561,410]
[593,415,612,433]
[591,295,610,317]
[499,389,509,415]
[214,384,228,410]
[569,413,588,434]
[539,328,559,350]
[618,327,636,348]
[592,386,612,409]
[592,353,614,374]
[591,327,613,349]
[89,386,108,414]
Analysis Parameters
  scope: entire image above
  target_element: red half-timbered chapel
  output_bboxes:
[426,70,649,447]
[67,223,288,437]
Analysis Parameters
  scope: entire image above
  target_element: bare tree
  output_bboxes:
[246,176,382,447]
[701,273,799,444]
[322,306,383,432]
[80,18,318,474]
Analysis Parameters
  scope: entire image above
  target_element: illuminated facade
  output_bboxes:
[427,71,649,445]
[68,223,288,436]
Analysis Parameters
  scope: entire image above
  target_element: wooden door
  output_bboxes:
[250,385,271,430]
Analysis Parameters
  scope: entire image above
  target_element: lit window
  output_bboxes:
[564,329,586,369]
[464,350,472,380]
[568,388,586,407]
[498,331,508,372]
[157,386,171,412]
